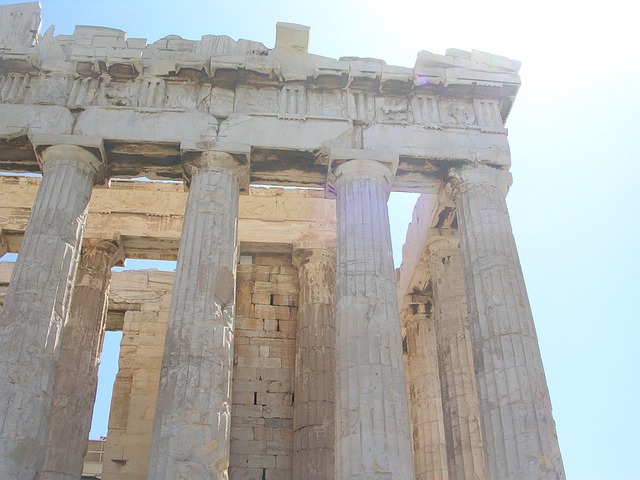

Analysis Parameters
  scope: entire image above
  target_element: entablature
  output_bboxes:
[0,3,519,194]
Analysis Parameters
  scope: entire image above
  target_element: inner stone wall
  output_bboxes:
[101,254,301,480]
[231,254,298,480]
[102,271,172,480]
[0,256,301,479]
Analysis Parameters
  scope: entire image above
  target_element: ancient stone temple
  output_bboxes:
[0,2,565,479]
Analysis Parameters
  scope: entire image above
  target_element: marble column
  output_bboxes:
[428,237,486,480]
[147,151,240,480]
[292,243,336,479]
[401,301,449,480]
[333,158,414,480]
[449,164,565,480]
[0,144,102,479]
[0,228,8,257]
[40,239,122,480]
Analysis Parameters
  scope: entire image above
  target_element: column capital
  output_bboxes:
[181,142,250,189]
[30,134,106,184]
[447,164,512,198]
[82,238,125,267]
[292,240,336,267]
[326,148,398,196]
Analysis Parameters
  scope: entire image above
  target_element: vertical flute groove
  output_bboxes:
[0,148,100,479]
[334,159,414,480]
[148,161,239,480]
[451,165,565,480]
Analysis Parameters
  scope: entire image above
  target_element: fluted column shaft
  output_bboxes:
[449,164,565,480]
[147,152,239,480]
[401,302,449,480]
[0,145,102,479]
[0,228,7,257]
[334,159,414,480]
[40,240,120,480]
[292,244,336,479]
[429,238,486,480]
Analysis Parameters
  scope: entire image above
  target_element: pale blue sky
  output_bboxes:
[1,0,639,478]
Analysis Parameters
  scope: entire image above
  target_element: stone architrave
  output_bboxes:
[0,144,103,479]
[449,164,565,480]
[40,239,122,480]
[428,237,486,480]
[401,301,449,480]
[147,151,242,480]
[333,156,415,480]
[292,243,336,479]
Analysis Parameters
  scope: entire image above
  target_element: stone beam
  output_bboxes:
[0,122,500,192]
[0,176,336,259]
[396,193,440,301]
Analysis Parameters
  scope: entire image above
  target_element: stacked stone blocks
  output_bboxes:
[231,255,298,480]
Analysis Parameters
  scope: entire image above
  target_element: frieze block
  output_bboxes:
[473,98,505,132]
[279,83,307,118]
[411,94,440,126]
[376,95,410,124]
[307,89,346,118]
[348,90,375,124]
[198,86,235,118]
[440,101,476,126]
[67,77,101,108]
[234,85,280,115]
[137,77,166,108]
[0,73,29,103]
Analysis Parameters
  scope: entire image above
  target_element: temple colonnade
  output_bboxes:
[0,6,564,479]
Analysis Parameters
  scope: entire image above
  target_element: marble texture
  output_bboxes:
[147,152,240,480]
[429,237,486,480]
[40,240,121,480]
[333,159,414,480]
[0,145,102,479]
[449,164,565,480]
[292,244,336,479]
[401,302,449,480]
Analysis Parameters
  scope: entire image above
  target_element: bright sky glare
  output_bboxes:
[1,1,638,478]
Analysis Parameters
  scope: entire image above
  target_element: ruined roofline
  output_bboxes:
[0,2,519,193]
[0,2,520,103]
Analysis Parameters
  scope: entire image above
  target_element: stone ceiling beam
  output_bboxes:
[0,177,337,260]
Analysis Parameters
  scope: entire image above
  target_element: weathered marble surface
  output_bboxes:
[1,3,519,191]
[147,152,240,479]
[449,164,565,480]
[0,177,337,260]
[333,158,414,479]
[401,302,449,480]
[0,145,102,479]
[429,238,486,480]
[292,244,336,479]
[40,240,122,480]
[0,4,567,480]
